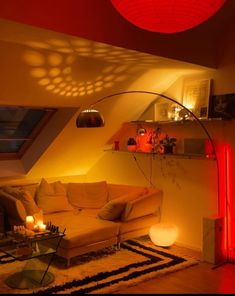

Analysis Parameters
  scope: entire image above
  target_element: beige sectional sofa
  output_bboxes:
[0,179,163,266]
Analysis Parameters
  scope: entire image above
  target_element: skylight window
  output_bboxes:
[0,107,56,159]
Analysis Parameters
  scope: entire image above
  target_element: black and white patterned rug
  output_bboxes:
[0,237,199,294]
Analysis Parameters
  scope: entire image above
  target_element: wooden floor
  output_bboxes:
[116,247,235,294]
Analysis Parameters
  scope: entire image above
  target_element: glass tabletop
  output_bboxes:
[0,231,65,261]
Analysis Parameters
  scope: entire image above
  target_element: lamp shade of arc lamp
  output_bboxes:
[149,223,178,247]
[111,0,226,33]
[76,109,105,128]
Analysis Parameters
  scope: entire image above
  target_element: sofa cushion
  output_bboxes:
[0,189,27,222]
[67,181,108,209]
[36,178,74,214]
[121,189,163,221]
[1,186,40,216]
[97,191,146,221]
[44,210,120,249]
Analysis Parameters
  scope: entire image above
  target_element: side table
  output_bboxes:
[0,229,65,289]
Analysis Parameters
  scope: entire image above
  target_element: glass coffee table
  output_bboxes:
[0,229,65,289]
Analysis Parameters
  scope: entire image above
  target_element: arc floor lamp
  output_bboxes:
[76,90,231,265]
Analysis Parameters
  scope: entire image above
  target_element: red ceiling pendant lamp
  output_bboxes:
[111,0,226,33]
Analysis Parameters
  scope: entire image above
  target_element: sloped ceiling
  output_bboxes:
[0,0,234,179]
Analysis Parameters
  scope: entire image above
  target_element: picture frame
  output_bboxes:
[182,79,211,119]
[154,102,170,121]
[208,93,235,119]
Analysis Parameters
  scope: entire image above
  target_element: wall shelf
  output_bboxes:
[104,149,216,160]
[130,117,225,125]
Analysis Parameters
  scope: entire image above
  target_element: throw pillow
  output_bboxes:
[98,191,148,221]
[36,178,74,214]
[0,189,27,222]
[1,186,40,216]
[67,181,108,209]
[98,198,126,221]
[120,190,163,221]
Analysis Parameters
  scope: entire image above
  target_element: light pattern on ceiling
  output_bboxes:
[22,37,161,97]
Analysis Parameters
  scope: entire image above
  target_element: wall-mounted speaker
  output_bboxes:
[202,216,225,265]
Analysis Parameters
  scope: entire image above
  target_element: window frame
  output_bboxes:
[0,106,57,160]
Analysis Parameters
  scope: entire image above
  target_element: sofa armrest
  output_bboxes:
[120,189,163,222]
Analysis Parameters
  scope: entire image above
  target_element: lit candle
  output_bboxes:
[26,216,34,230]
[33,224,39,232]
[38,224,46,232]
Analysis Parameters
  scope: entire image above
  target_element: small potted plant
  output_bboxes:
[127,137,137,152]
[160,134,177,154]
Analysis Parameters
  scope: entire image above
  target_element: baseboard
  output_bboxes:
[175,241,202,253]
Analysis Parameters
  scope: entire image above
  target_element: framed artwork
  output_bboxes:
[208,93,235,119]
[182,79,211,119]
[154,102,170,121]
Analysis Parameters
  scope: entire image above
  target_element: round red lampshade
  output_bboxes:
[111,0,226,33]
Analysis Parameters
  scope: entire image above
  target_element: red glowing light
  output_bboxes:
[111,0,226,33]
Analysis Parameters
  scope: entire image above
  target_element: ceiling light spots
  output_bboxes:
[53,88,60,93]
[79,86,85,91]
[46,84,56,90]
[87,90,93,95]
[86,81,92,85]
[72,87,78,91]
[94,48,108,53]
[104,82,114,88]
[23,51,45,66]
[57,47,74,53]
[38,78,50,86]
[95,87,103,92]
[102,66,115,73]
[87,85,93,90]
[110,51,122,56]
[95,42,108,48]
[96,76,103,81]
[66,92,72,96]
[66,55,76,65]
[73,92,79,96]
[63,67,72,74]
[65,85,72,91]
[30,68,47,78]
[115,75,127,82]
[71,39,90,47]
[49,68,61,77]
[47,39,69,47]
[104,75,115,82]
[53,77,63,84]
[25,41,51,49]
[95,81,103,86]
[79,91,86,96]
[78,52,90,57]
[66,76,72,81]
[60,90,66,96]
[76,47,90,53]
[114,65,128,73]
[59,82,66,88]
[48,53,62,66]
